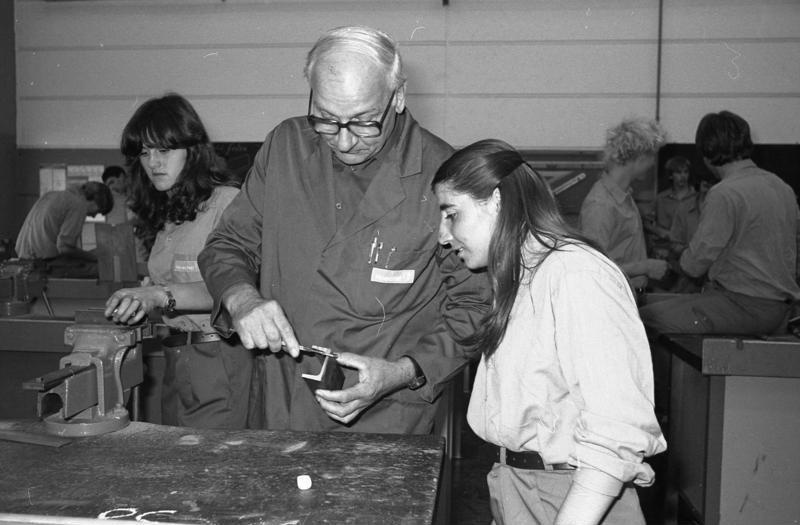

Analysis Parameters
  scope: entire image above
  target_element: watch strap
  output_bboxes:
[405,356,427,390]
[162,286,177,314]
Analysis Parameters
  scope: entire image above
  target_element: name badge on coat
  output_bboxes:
[371,267,415,284]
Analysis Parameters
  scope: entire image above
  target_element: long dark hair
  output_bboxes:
[120,93,238,250]
[433,139,594,356]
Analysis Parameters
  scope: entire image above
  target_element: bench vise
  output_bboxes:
[22,309,153,437]
[0,260,46,317]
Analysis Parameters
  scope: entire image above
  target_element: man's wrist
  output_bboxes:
[401,356,427,390]
[222,282,260,316]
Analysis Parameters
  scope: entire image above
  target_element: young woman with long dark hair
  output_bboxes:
[104,93,252,429]
[434,139,666,525]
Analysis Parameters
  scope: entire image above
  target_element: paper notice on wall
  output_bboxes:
[39,164,67,195]
[67,164,104,187]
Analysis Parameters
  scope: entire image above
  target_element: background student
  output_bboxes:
[639,110,800,335]
[15,181,112,264]
[579,117,669,297]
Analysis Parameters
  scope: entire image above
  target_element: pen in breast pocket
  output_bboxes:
[368,236,378,264]
[385,246,396,268]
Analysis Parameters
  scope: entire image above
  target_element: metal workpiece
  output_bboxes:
[22,309,153,437]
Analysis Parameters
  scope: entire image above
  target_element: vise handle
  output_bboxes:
[23,365,93,392]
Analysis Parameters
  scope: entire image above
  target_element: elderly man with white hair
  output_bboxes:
[199,26,489,434]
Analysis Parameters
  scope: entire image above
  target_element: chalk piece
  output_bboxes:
[178,434,201,445]
[296,474,312,490]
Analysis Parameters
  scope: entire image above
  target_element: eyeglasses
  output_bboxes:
[306,89,396,138]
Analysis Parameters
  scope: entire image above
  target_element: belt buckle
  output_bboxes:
[499,447,507,465]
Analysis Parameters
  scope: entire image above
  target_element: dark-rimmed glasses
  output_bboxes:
[306,89,396,138]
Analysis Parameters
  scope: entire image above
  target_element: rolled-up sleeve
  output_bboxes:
[553,267,667,486]
[198,137,270,335]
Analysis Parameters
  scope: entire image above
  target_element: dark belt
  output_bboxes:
[493,446,575,471]
[161,331,223,348]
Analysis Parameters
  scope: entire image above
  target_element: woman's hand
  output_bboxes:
[105,284,167,325]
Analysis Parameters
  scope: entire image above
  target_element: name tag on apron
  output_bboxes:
[371,267,415,284]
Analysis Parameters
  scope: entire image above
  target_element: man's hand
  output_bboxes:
[645,258,669,280]
[223,283,299,357]
[314,354,415,424]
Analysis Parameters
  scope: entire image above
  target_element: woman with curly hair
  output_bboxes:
[579,117,670,298]
[104,93,252,429]
[434,139,665,525]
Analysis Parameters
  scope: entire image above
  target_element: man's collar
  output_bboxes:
[718,158,757,180]
[599,173,632,203]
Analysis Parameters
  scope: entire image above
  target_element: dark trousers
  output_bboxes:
[162,338,253,429]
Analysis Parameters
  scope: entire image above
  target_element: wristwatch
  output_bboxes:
[162,286,177,314]
[405,356,427,390]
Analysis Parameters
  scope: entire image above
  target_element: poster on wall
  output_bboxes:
[38,164,67,195]
[38,164,104,196]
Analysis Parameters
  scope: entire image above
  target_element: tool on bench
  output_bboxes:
[281,340,339,359]
[22,309,153,437]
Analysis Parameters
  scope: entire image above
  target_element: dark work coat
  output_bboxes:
[199,111,489,433]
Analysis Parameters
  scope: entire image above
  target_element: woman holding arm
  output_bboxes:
[105,93,252,429]
[433,139,665,524]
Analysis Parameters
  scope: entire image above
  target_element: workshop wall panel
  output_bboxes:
[14,1,448,48]
[16,48,309,98]
[14,0,449,148]
[15,93,449,150]
[658,97,800,145]
[444,0,658,41]
[660,42,800,95]
[13,0,800,150]
[661,0,800,40]
[444,96,655,150]
[657,0,800,143]
[16,97,295,148]
[444,44,656,95]
[16,45,445,99]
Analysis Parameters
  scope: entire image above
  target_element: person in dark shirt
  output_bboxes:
[640,110,800,335]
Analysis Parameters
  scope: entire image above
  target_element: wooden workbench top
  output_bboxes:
[0,421,444,525]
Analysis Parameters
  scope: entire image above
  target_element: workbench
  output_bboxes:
[659,334,800,525]
[0,420,444,525]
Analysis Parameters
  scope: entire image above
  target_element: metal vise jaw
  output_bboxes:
[23,310,153,437]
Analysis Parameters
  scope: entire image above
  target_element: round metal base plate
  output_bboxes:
[43,409,131,437]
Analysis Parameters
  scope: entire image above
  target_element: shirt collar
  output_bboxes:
[598,173,632,204]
